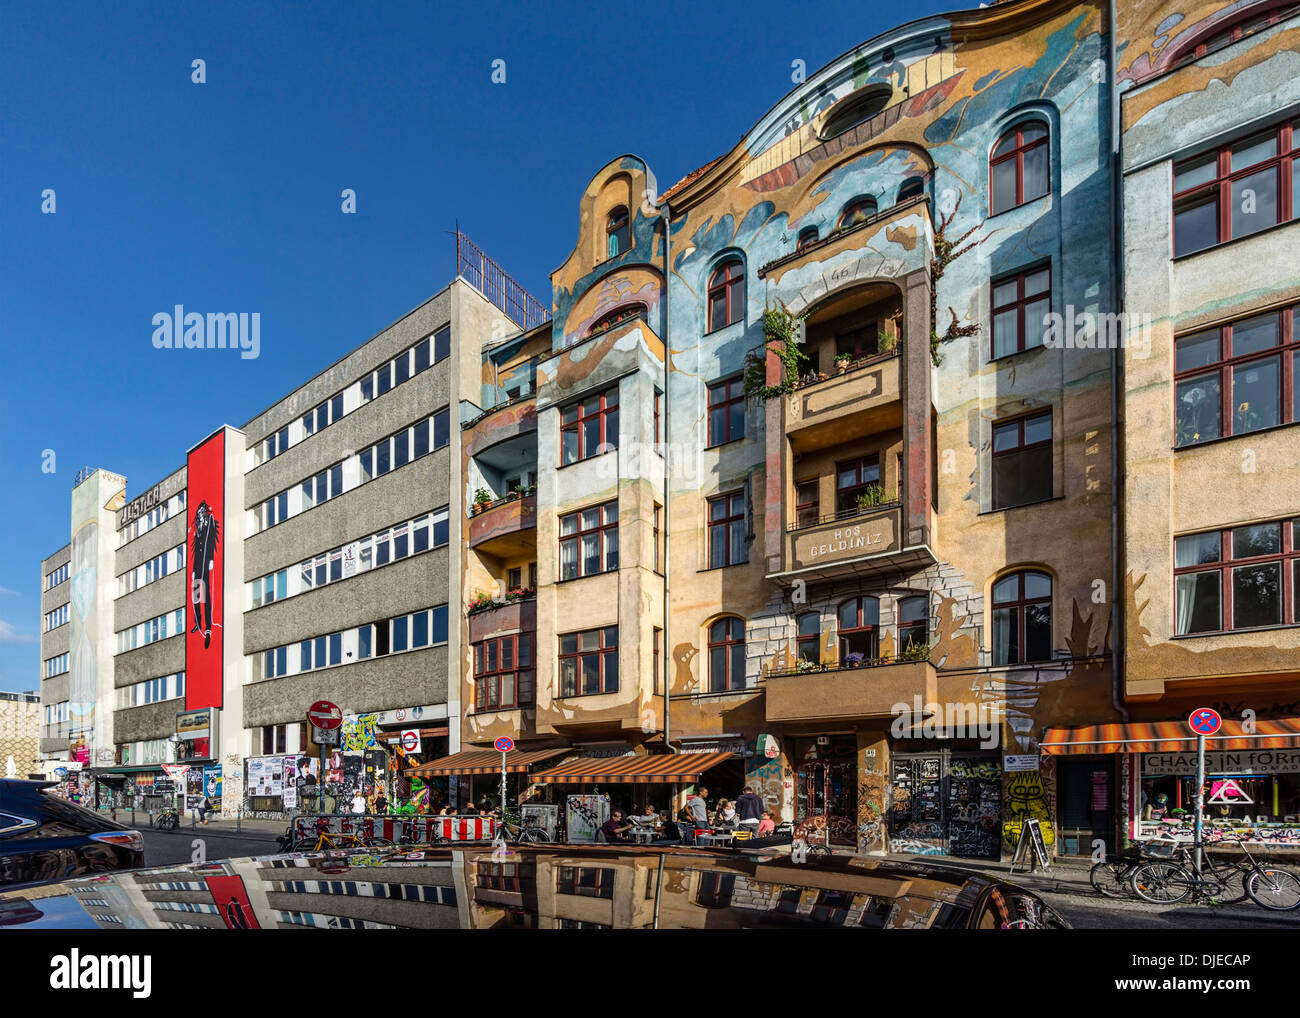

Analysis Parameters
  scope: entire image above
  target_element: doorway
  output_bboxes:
[793,736,858,845]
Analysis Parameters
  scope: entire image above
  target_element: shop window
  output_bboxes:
[708,617,747,692]
[991,264,1051,358]
[707,376,745,447]
[992,410,1052,509]
[1173,119,1298,257]
[559,500,618,580]
[837,196,878,229]
[1175,518,1300,634]
[991,571,1052,665]
[1175,306,1297,447]
[707,491,747,568]
[990,121,1050,214]
[558,626,619,697]
[606,206,630,259]
[707,259,746,332]
[898,596,929,654]
[838,596,880,662]
[561,388,619,465]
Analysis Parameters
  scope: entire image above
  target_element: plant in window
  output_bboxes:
[834,352,853,372]
[878,330,899,354]
[1235,401,1262,434]
[843,651,867,668]
[898,640,930,662]
[795,657,824,673]
[854,483,886,510]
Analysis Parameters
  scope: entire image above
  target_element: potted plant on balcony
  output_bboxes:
[899,640,930,663]
[855,483,886,512]
[834,352,853,374]
[471,488,493,516]
[467,591,495,614]
[794,657,823,674]
[843,651,868,669]
[879,330,899,354]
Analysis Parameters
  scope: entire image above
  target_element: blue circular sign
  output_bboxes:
[1188,708,1222,736]
[54,767,67,778]
[494,737,515,753]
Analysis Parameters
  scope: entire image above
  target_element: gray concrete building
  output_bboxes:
[38,544,72,763]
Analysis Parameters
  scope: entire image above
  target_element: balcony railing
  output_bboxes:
[470,488,537,516]
[789,499,902,534]
[467,590,536,616]
[456,231,551,332]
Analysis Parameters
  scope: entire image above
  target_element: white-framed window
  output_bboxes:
[117,544,186,596]
[44,603,70,631]
[44,653,69,678]
[45,563,70,589]
[257,605,448,681]
[118,492,187,547]
[116,607,186,654]
[117,672,185,709]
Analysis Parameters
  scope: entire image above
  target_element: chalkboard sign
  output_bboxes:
[1009,818,1052,873]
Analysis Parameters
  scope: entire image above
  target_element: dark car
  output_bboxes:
[0,780,144,890]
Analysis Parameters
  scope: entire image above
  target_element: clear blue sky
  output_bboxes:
[0,0,955,690]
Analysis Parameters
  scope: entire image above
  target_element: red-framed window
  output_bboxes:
[558,626,618,697]
[991,264,1051,358]
[837,596,880,661]
[991,571,1052,665]
[990,121,1049,214]
[797,227,819,251]
[796,612,820,663]
[589,303,645,337]
[707,259,746,332]
[707,376,746,447]
[477,861,526,893]
[836,455,881,514]
[1174,519,1300,635]
[991,410,1052,510]
[707,491,747,568]
[606,206,630,259]
[473,633,535,711]
[795,479,819,529]
[707,617,746,692]
[557,866,614,898]
[837,196,878,229]
[561,388,619,465]
[653,389,662,445]
[1174,305,1299,447]
[559,501,618,580]
[1173,119,1298,257]
[898,595,929,653]
[653,503,662,572]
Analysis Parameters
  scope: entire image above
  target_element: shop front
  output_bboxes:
[887,740,1002,859]
[405,746,570,814]
[374,704,450,808]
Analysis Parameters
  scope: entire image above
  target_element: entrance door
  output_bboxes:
[794,737,858,845]
[888,751,1001,859]
[1057,759,1114,856]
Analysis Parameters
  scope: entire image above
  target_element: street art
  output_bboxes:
[1003,769,1055,851]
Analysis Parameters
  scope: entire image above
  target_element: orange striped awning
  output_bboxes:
[530,751,735,784]
[1041,718,1300,755]
[405,747,569,777]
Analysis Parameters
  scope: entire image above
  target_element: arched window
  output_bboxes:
[897,177,925,203]
[588,303,646,337]
[708,617,746,692]
[821,84,893,140]
[898,596,929,655]
[606,206,630,259]
[707,258,746,332]
[837,596,880,663]
[991,570,1052,665]
[796,613,821,664]
[990,121,1049,214]
[837,196,878,229]
[796,227,819,251]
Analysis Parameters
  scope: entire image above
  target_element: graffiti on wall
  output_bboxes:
[1002,767,1056,852]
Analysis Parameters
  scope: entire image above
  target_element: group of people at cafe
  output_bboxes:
[599,786,777,844]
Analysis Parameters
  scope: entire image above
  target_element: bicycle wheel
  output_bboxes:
[1089,861,1133,899]
[365,837,395,848]
[1208,862,1250,905]
[1130,861,1192,904]
[808,844,831,858]
[521,829,550,844]
[1246,868,1300,911]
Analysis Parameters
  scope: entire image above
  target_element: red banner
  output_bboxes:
[186,430,225,710]
[204,875,261,930]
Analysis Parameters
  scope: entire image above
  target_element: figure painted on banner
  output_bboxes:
[189,500,220,649]
[374,791,389,814]
[350,790,366,814]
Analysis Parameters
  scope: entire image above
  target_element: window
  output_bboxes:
[653,627,662,694]
[559,501,618,580]
[1175,307,1298,446]
[1175,519,1300,634]
[836,456,881,514]
[707,377,745,447]
[434,325,451,364]
[992,411,1052,509]
[707,491,747,568]
[696,872,737,908]
[821,85,891,139]
[589,303,646,336]
[556,866,614,898]
[990,121,1049,214]
[474,634,535,711]
[991,265,1051,358]
[606,207,630,259]
[46,563,69,588]
[653,503,663,572]
[45,604,70,631]
[654,389,662,446]
[1173,120,1298,257]
[991,571,1052,665]
[898,596,929,654]
[559,626,618,696]
[560,388,618,465]
[797,613,821,663]
[797,227,819,251]
[838,597,879,662]
[837,197,878,229]
[261,724,288,755]
[898,177,926,202]
[708,617,746,692]
[795,480,819,529]
[433,407,450,450]
[707,259,745,332]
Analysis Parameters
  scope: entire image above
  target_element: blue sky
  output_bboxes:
[0,0,955,690]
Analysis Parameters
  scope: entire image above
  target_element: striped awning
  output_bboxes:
[1041,718,1300,755]
[530,751,735,784]
[404,747,569,777]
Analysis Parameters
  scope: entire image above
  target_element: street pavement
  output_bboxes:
[130,814,286,868]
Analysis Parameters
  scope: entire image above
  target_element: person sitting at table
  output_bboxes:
[599,810,636,843]
[631,805,658,827]
[653,811,684,846]
[713,799,739,830]
[757,810,776,836]
[462,801,479,815]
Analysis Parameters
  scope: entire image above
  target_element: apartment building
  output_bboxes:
[38,544,72,765]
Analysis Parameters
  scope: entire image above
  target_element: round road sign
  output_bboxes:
[494,736,515,753]
[400,730,420,752]
[1188,707,1222,736]
[308,700,343,730]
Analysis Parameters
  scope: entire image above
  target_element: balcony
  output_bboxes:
[771,503,934,582]
[463,392,537,460]
[783,351,902,452]
[764,659,938,724]
[468,592,536,643]
[468,493,537,557]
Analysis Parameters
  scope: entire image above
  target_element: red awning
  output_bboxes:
[1041,718,1300,755]
[404,747,569,777]
[530,752,734,784]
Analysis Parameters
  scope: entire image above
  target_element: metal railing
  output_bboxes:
[788,499,901,533]
[456,232,551,332]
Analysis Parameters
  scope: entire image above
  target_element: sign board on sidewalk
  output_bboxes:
[494,736,515,753]
[1009,818,1051,874]
[1188,707,1222,736]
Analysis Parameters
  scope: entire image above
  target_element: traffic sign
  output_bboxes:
[1188,707,1222,736]
[308,700,343,730]
[494,736,515,753]
[312,724,339,746]
[400,729,421,752]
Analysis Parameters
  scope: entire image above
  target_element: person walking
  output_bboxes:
[196,795,215,825]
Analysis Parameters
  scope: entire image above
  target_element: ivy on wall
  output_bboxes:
[929,191,987,366]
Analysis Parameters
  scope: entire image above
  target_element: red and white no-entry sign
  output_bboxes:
[400,729,420,752]
[308,700,343,730]
[1188,707,1222,736]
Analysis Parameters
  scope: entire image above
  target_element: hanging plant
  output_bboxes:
[929,191,990,366]
[743,298,811,402]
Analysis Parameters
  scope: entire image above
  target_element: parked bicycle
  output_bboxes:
[492,809,551,845]
[276,819,394,853]
[1129,837,1300,911]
